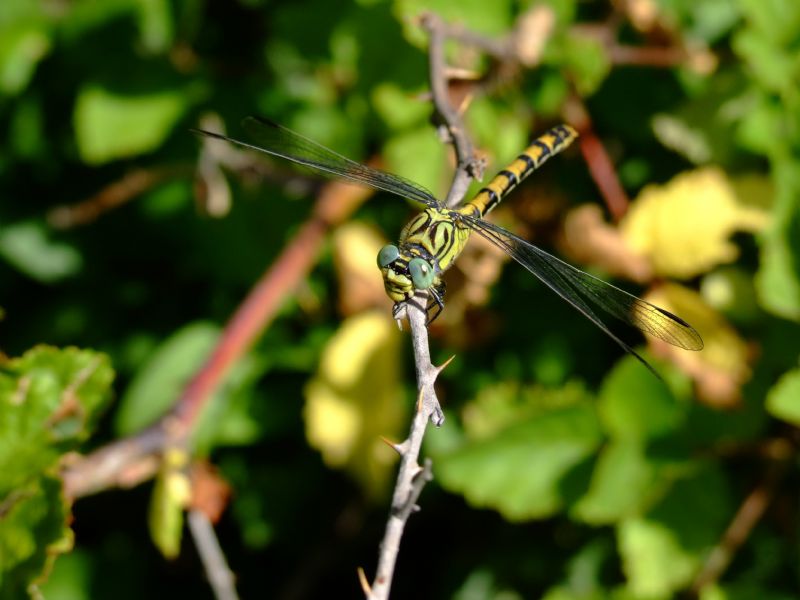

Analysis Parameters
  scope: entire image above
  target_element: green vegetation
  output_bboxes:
[1,0,799,598]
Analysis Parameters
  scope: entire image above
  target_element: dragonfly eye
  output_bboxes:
[377,245,400,268]
[408,258,434,289]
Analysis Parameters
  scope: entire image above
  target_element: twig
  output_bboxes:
[188,509,239,600]
[47,164,194,229]
[367,14,478,599]
[421,12,483,206]
[367,300,445,599]
[689,440,792,594]
[563,94,630,222]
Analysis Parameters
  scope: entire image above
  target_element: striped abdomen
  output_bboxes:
[463,124,578,218]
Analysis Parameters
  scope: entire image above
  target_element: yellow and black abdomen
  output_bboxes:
[465,124,578,218]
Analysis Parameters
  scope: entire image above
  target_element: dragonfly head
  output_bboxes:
[377,244,435,294]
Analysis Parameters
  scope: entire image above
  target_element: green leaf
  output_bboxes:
[0,344,97,595]
[618,463,730,596]
[0,475,73,598]
[0,346,114,496]
[0,220,83,283]
[755,161,800,320]
[435,398,603,520]
[73,85,188,164]
[453,569,524,600]
[738,0,800,46]
[542,539,613,600]
[554,32,610,97]
[36,550,92,600]
[383,126,447,200]
[395,0,513,46]
[765,367,800,425]
[700,583,800,600]
[371,82,429,130]
[114,322,220,435]
[735,94,787,157]
[135,0,173,54]
[0,24,51,96]
[732,29,797,96]
[597,356,686,441]
[686,0,741,43]
[572,440,666,524]
[467,98,529,175]
[60,0,137,42]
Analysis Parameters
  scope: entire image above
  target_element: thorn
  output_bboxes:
[457,91,475,116]
[411,504,421,513]
[436,354,457,374]
[380,436,404,456]
[395,318,403,332]
[430,404,445,427]
[357,567,372,596]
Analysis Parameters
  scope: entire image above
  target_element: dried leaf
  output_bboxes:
[562,204,653,283]
[644,284,750,407]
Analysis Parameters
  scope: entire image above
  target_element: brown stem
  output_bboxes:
[62,177,372,499]
[689,440,793,594]
[563,94,630,221]
[47,164,194,229]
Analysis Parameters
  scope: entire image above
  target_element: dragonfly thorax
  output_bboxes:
[378,207,473,321]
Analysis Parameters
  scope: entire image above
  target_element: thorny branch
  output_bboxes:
[366,13,482,600]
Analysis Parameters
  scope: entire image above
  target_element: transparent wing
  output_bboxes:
[191,116,441,208]
[458,213,703,372]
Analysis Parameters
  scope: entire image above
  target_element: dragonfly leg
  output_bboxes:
[425,281,447,325]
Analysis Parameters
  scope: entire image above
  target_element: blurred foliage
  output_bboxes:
[1,0,799,598]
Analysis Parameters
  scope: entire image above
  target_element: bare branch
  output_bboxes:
[689,441,792,594]
[420,12,482,207]
[47,165,193,229]
[188,509,239,600]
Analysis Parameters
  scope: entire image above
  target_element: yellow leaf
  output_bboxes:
[332,222,393,316]
[644,284,750,406]
[148,448,191,559]
[304,312,405,498]
[621,168,769,278]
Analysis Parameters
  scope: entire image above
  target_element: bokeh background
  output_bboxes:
[2,0,799,598]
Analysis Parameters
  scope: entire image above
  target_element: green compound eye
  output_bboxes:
[408,257,434,289]
[377,245,400,268]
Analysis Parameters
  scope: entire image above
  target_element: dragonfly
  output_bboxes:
[192,116,703,375]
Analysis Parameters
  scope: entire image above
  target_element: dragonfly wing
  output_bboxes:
[191,117,440,208]
[458,214,703,365]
